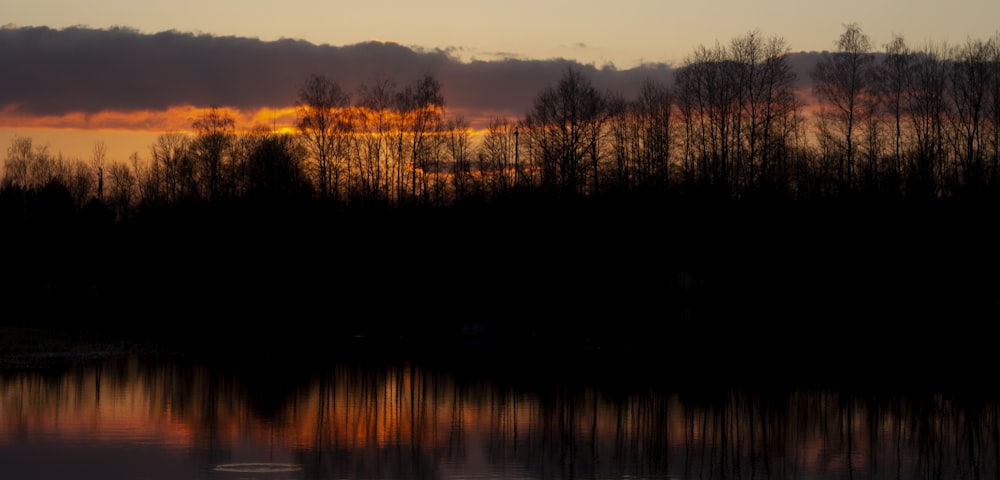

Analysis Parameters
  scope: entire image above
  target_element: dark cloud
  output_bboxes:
[0,25,678,122]
[0,25,819,126]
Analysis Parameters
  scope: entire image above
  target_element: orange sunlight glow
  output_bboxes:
[0,105,299,134]
[0,103,503,161]
[0,105,296,159]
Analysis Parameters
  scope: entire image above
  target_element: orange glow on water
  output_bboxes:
[0,355,978,479]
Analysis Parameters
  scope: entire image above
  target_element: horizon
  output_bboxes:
[1,15,998,163]
[6,0,1000,162]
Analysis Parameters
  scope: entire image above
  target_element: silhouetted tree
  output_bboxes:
[522,66,608,198]
[635,78,676,195]
[477,115,519,200]
[947,38,995,194]
[107,160,137,221]
[128,152,146,211]
[444,116,474,204]
[241,126,312,202]
[191,105,236,203]
[606,92,642,195]
[145,131,195,207]
[989,32,1000,188]
[296,73,353,202]
[812,23,876,194]
[674,31,802,200]
[606,78,677,198]
[66,156,96,210]
[354,74,399,206]
[91,141,106,203]
[903,42,949,199]
[731,31,799,197]
[398,73,445,206]
[675,42,741,197]
[875,35,913,196]
[3,136,55,191]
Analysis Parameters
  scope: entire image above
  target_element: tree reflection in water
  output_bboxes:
[0,354,997,480]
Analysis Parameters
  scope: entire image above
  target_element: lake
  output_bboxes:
[2,333,998,480]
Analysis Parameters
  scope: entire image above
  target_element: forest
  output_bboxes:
[2,25,999,354]
[5,25,1000,218]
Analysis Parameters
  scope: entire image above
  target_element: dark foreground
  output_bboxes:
[2,199,998,392]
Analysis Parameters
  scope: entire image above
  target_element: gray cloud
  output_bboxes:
[0,25,820,127]
[0,25,680,123]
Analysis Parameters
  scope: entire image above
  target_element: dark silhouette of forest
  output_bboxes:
[2,25,999,369]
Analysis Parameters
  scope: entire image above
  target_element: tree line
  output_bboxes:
[4,24,1000,226]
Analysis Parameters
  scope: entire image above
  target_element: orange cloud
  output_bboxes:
[0,104,301,134]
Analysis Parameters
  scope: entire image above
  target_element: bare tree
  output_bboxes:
[65,157,96,209]
[355,75,399,205]
[398,74,445,205]
[876,35,913,194]
[606,92,641,195]
[733,32,799,196]
[897,42,948,199]
[672,31,801,199]
[606,78,677,198]
[191,105,236,203]
[296,74,353,202]
[3,136,56,191]
[477,115,519,200]
[146,131,194,206]
[92,141,106,202]
[444,117,475,203]
[240,125,311,202]
[522,66,608,198]
[811,23,877,193]
[443,116,473,205]
[636,78,676,195]
[674,42,741,196]
[107,161,137,221]
[129,152,146,206]
[989,33,1000,187]
[947,38,994,192]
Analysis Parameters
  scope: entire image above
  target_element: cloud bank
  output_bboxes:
[0,25,682,129]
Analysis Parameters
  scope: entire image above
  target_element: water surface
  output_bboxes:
[1,347,998,480]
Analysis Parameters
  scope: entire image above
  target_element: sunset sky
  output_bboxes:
[3,0,999,162]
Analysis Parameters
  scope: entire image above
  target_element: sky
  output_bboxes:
[3,0,1000,163]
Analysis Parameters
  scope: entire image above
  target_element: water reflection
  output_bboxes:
[1,354,998,480]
